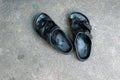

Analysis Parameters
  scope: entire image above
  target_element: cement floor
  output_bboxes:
[0,0,120,80]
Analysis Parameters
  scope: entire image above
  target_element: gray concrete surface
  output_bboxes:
[0,0,120,80]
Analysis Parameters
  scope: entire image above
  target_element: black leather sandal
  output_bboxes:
[69,12,92,60]
[34,13,72,54]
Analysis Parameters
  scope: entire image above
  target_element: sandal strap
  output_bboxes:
[38,19,59,40]
[37,18,61,45]
[72,18,91,32]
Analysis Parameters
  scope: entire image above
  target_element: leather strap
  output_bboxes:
[72,18,91,32]
[37,18,60,45]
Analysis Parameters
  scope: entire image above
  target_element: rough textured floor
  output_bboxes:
[0,0,120,80]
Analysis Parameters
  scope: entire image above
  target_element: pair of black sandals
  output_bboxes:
[34,12,92,61]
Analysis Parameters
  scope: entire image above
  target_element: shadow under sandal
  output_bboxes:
[34,13,72,54]
[69,12,92,61]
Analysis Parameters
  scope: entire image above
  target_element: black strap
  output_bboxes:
[72,18,91,32]
[37,18,60,44]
